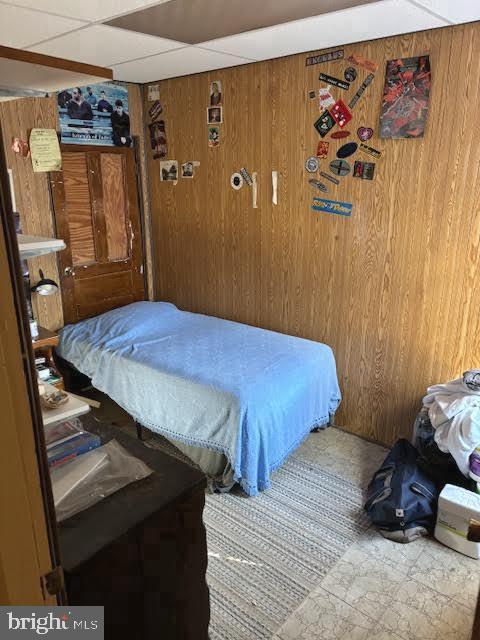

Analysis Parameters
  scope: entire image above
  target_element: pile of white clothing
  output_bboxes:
[423,370,480,476]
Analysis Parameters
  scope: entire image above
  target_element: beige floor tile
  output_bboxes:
[378,578,474,640]
[275,587,378,640]
[320,546,406,621]
[295,428,388,488]
[409,537,480,611]
[367,628,404,640]
[354,527,428,574]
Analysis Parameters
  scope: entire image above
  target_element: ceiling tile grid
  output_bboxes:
[0,2,86,49]
[111,46,253,83]
[199,0,448,62]
[0,0,479,83]
[28,24,185,67]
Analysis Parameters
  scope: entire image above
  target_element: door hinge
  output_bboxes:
[41,566,65,597]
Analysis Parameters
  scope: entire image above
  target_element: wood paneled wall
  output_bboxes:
[145,22,480,446]
[0,83,151,331]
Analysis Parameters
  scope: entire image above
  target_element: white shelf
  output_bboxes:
[41,382,90,427]
[17,233,66,259]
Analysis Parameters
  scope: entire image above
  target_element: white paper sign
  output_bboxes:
[148,84,160,101]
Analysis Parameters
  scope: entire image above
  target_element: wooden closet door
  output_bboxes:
[50,144,145,324]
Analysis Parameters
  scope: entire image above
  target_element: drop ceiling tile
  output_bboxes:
[112,46,252,82]
[29,25,185,67]
[2,0,170,23]
[408,0,480,24]
[0,2,86,48]
[200,0,448,61]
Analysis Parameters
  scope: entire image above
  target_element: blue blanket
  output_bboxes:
[58,302,341,495]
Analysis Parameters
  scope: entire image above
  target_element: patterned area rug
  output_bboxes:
[144,433,370,640]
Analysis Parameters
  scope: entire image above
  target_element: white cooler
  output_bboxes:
[435,484,480,559]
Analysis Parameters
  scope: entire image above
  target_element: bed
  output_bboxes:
[57,301,341,495]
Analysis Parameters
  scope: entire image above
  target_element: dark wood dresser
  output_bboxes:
[57,424,210,639]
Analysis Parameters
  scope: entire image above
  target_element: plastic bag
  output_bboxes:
[51,439,152,522]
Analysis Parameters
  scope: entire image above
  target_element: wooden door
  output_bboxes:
[50,144,145,324]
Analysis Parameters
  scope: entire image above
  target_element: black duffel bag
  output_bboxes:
[364,439,439,543]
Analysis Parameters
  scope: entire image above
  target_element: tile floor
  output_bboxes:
[273,427,479,640]
[86,394,479,640]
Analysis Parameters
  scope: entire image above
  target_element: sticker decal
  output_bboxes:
[359,142,382,159]
[240,167,253,186]
[330,130,350,140]
[344,67,357,82]
[318,87,335,110]
[357,127,373,141]
[347,53,379,73]
[306,49,344,66]
[320,171,340,185]
[316,141,330,159]
[314,110,336,138]
[348,73,375,109]
[308,179,328,193]
[231,172,244,190]
[148,100,163,121]
[329,159,351,176]
[311,197,352,217]
[330,99,352,128]
[353,160,375,180]
[305,156,320,173]
[336,142,358,159]
[319,73,349,90]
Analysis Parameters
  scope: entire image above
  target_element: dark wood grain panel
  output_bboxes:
[145,22,480,446]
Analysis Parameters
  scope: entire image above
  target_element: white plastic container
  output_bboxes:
[435,484,480,559]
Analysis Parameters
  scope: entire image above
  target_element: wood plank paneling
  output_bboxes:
[145,22,480,446]
[62,152,96,265]
[0,96,64,330]
[100,153,128,261]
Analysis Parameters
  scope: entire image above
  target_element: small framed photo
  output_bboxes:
[210,80,222,106]
[181,161,194,178]
[208,126,220,147]
[160,160,178,182]
[207,106,223,124]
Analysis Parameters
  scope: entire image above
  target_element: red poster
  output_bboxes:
[379,55,431,139]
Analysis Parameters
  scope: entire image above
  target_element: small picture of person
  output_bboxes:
[160,161,178,181]
[210,80,222,106]
[85,86,97,107]
[149,121,167,159]
[207,106,223,124]
[181,162,194,178]
[97,90,113,113]
[111,99,132,147]
[57,89,72,108]
[67,87,93,120]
